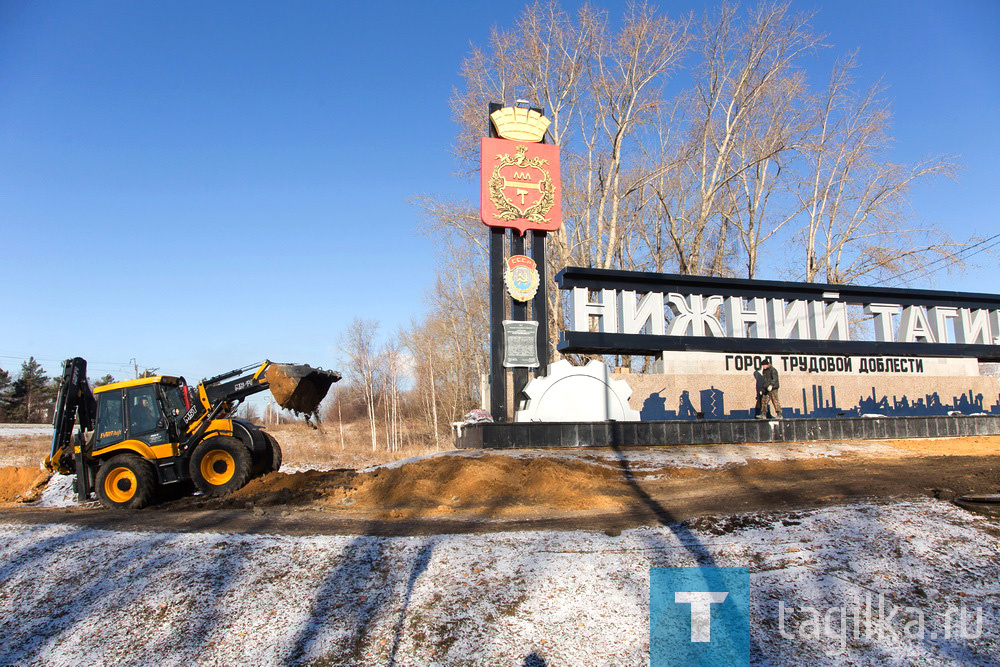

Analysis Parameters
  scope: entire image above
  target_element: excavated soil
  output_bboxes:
[881,435,1000,456]
[170,454,693,518]
[152,436,1000,522]
[0,466,51,504]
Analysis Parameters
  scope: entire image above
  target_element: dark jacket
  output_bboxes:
[758,366,779,392]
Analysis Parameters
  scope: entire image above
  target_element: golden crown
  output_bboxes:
[490,106,550,143]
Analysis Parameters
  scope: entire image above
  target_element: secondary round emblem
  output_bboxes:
[505,255,539,302]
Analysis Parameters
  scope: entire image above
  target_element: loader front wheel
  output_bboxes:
[95,454,157,510]
[190,436,252,497]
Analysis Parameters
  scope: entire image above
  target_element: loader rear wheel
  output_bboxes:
[190,436,252,497]
[95,454,157,510]
[252,432,283,477]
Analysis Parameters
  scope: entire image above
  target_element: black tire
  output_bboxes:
[95,454,157,510]
[252,432,283,477]
[189,436,253,497]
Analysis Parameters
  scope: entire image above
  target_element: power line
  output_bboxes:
[870,232,1000,285]
[894,237,1000,285]
[869,232,1000,286]
[0,354,141,377]
[0,354,133,366]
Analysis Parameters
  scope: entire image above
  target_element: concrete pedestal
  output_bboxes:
[454,415,1000,449]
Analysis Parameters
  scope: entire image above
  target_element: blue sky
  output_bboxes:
[2,0,997,383]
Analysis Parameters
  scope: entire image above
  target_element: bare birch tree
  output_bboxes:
[340,318,382,451]
[407,318,444,449]
[649,2,821,277]
[723,71,811,277]
[380,338,405,452]
[797,54,960,283]
[406,202,491,425]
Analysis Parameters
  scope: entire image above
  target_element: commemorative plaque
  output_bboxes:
[502,320,540,368]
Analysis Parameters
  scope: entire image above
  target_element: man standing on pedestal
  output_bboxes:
[755,359,782,419]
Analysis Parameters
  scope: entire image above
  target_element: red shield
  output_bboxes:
[481,137,561,235]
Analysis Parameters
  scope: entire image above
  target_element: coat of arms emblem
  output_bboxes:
[480,137,561,235]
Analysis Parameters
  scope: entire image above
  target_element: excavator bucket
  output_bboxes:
[265,364,341,415]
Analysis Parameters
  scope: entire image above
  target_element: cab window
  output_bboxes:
[159,383,187,417]
[128,385,161,435]
[96,391,124,448]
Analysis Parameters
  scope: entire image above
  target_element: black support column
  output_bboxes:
[488,103,508,421]
[532,230,549,376]
[489,226,507,421]
[511,232,528,405]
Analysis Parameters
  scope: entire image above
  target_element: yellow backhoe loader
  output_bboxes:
[45,358,340,509]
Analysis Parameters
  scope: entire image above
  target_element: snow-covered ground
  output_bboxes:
[1,498,996,665]
[33,474,87,508]
[0,424,51,437]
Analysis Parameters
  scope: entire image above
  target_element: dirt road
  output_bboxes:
[2,446,997,536]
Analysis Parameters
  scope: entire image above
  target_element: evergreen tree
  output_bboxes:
[10,357,54,423]
[94,374,116,387]
[0,367,11,421]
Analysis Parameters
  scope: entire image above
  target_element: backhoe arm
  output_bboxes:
[199,361,272,408]
[45,357,96,474]
[193,360,340,420]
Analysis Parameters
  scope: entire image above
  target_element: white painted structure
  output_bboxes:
[516,360,641,422]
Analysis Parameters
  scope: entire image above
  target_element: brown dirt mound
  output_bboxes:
[0,466,51,504]
[882,435,1000,456]
[145,437,1000,521]
[183,454,698,518]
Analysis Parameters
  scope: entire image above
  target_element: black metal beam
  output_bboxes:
[559,330,1000,361]
[556,266,1000,310]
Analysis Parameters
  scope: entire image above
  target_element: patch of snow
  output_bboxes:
[0,424,52,437]
[34,474,84,508]
[568,441,902,474]
[0,499,996,665]
[279,463,340,474]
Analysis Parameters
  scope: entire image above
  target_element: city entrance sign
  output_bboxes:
[558,267,1000,361]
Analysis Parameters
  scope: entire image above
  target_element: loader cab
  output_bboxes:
[93,377,186,453]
